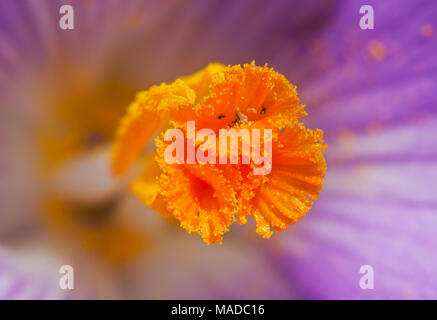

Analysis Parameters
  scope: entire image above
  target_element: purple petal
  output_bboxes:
[0,249,61,299]
[266,115,437,299]
[261,1,437,299]
[291,0,437,133]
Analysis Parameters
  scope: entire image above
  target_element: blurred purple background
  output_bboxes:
[0,0,436,299]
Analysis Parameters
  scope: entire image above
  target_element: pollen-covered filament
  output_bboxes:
[112,62,327,244]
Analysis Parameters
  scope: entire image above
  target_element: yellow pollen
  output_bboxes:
[366,121,383,134]
[338,129,356,150]
[112,62,327,244]
[420,24,434,37]
[368,40,387,61]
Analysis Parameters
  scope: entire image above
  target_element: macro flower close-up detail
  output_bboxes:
[112,62,327,244]
[0,0,436,300]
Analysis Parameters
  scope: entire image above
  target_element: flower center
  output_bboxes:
[112,62,327,244]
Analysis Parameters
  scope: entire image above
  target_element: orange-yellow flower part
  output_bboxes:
[112,62,327,244]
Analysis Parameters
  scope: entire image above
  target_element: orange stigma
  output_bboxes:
[112,62,327,244]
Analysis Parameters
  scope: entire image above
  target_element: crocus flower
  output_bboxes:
[0,0,436,299]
